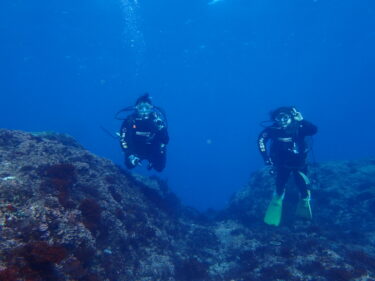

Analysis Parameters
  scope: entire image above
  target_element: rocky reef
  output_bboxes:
[0,129,374,281]
[218,158,375,281]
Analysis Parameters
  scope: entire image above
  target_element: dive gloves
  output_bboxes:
[129,155,141,166]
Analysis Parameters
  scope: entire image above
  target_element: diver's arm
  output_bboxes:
[258,129,272,165]
[159,128,169,145]
[120,118,134,151]
[299,120,318,136]
[153,112,169,144]
[152,125,169,148]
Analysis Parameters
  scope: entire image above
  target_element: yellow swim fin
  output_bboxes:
[264,193,284,226]
[296,191,312,220]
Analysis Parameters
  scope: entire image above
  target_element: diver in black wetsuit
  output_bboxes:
[117,93,169,172]
[258,106,317,226]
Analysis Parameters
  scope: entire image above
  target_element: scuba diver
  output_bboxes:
[116,93,169,172]
[258,106,317,226]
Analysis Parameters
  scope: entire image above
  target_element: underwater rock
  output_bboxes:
[0,129,191,281]
[220,159,375,280]
[0,129,374,281]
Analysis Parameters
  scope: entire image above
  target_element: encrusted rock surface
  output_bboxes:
[217,159,375,280]
[0,129,374,281]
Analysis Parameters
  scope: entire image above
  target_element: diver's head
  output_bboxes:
[135,93,152,106]
[275,112,292,128]
[135,93,153,118]
[270,106,294,128]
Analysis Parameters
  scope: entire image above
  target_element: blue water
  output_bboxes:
[1,0,374,210]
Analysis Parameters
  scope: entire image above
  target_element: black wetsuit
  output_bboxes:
[258,120,317,198]
[120,111,169,172]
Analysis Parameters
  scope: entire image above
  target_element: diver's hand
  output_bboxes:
[155,119,166,130]
[291,108,303,121]
[129,155,141,166]
[294,111,303,121]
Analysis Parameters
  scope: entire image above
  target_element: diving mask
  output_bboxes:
[136,102,153,118]
[275,112,292,128]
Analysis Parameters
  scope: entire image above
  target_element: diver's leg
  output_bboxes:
[293,168,310,199]
[148,145,166,172]
[294,169,312,219]
[264,166,291,226]
[275,166,291,196]
[150,152,166,172]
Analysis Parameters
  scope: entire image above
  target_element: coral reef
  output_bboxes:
[0,129,374,280]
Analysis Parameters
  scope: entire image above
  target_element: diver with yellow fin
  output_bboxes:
[258,107,317,226]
